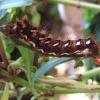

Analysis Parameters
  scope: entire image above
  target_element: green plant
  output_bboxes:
[0,0,100,100]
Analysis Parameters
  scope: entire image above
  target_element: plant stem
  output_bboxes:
[38,77,100,93]
[39,77,100,89]
[36,82,100,93]
[49,0,100,11]
[0,38,9,66]
[82,67,100,79]
[66,66,100,80]
[54,87,100,93]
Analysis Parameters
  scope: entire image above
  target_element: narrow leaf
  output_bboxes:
[33,57,71,81]
[18,46,34,67]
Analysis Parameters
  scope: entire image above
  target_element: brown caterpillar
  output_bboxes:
[0,18,99,57]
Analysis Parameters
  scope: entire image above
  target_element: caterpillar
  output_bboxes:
[0,18,99,57]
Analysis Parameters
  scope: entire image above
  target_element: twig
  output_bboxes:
[82,67,100,79]
[49,0,100,11]
[38,77,100,93]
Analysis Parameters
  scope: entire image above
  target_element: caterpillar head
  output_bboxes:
[0,24,10,35]
[0,18,30,37]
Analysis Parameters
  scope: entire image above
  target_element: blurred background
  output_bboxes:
[0,0,100,100]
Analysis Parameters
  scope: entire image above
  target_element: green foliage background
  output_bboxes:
[0,0,100,100]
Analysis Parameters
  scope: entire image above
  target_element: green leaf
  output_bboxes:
[18,42,35,87]
[0,32,15,59]
[18,46,35,67]
[0,0,32,10]
[1,83,9,100]
[33,57,71,82]
[9,57,26,70]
